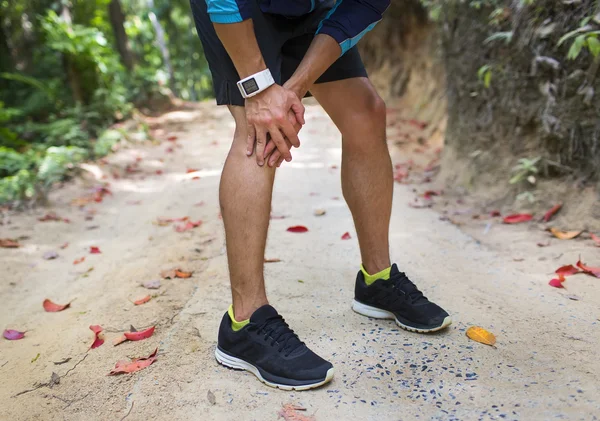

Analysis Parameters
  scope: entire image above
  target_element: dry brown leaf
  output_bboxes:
[278,404,315,421]
[264,258,282,263]
[466,326,496,346]
[313,209,326,216]
[549,228,583,240]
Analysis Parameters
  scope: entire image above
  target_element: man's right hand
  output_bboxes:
[245,84,305,166]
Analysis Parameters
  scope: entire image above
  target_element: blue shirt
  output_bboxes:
[205,0,391,55]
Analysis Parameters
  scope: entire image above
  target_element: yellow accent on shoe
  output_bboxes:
[361,264,392,286]
[228,304,250,332]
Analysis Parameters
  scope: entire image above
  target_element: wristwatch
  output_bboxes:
[237,69,275,99]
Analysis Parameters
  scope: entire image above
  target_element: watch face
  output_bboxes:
[242,78,259,95]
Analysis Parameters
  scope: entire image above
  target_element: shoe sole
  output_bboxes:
[352,299,452,333]
[215,347,334,391]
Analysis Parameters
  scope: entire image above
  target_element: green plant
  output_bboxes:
[558,17,600,60]
[510,157,541,185]
[477,64,494,88]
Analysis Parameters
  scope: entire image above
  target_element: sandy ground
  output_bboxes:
[1,102,599,421]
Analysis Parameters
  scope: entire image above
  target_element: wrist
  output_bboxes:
[237,56,267,79]
[284,77,309,100]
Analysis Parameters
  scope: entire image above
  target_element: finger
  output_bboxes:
[280,119,301,149]
[268,126,292,161]
[263,139,277,159]
[246,124,256,156]
[268,149,281,167]
[276,154,285,167]
[290,98,305,126]
[288,110,302,133]
[270,137,292,166]
[255,127,267,166]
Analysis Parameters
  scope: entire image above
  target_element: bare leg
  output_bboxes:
[220,105,274,320]
[310,78,392,274]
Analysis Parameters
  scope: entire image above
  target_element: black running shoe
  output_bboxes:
[352,264,452,332]
[215,305,334,390]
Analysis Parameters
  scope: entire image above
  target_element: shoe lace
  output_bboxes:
[252,315,304,357]
[389,271,427,304]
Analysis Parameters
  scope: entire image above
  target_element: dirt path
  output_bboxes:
[1,102,599,421]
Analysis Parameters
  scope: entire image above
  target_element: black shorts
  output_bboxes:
[190,0,368,106]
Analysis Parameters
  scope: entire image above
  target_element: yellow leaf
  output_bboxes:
[314,209,326,216]
[550,228,582,240]
[466,326,496,346]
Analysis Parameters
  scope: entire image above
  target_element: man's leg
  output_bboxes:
[311,77,452,332]
[220,106,272,321]
[309,78,392,275]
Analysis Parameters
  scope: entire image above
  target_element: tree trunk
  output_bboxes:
[108,0,135,71]
[61,4,85,104]
[147,0,178,97]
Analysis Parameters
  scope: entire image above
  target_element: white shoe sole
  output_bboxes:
[215,347,334,391]
[352,299,452,333]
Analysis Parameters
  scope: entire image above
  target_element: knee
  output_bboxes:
[341,92,386,149]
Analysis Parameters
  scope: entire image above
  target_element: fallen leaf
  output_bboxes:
[264,258,281,263]
[270,214,287,220]
[537,241,551,247]
[43,251,59,260]
[113,335,128,346]
[408,202,432,209]
[0,238,20,248]
[142,280,161,289]
[590,233,600,247]
[543,203,562,222]
[89,325,104,349]
[133,295,151,305]
[287,225,308,233]
[124,326,155,341]
[423,190,441,200]
[489,210,501,217]
[313,209,326,216]
[167,135,178,141]
[43,299,71,312]
[549,228,582,240]
[563,294,581,301]
[73,257,85,265]
[174,220,202,232]
[555,264,580,276]
[53,357,72,365]
[194,201,205,207]
[341,232,351,240]
[207,390,216,405]
[576,259,600,278]
[90,246,101,254]
[502,214,533,224]
[466,326,496,346]
[108,348,158,375]
[38,212,65,222]
[549,276,565,288]
[174,269,192,278]
[31,353,40,363]
[155,216,188,226]
[165,147,174,153]
[186,168,199,173]
[59,242,69,249]
[3,329,26,340]
[278,404,315,421]
[160,268,193,279]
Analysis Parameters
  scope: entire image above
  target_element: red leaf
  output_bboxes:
[38,212,64,222]
[43,299,71,312]
[124,326,155,341]
[194,201,205,207]
[186,168,199,173]
[174,220,202,232]
[167,135,178,141]
[0,238,20,248]
[108,348,158,375]
[165,147,174,153]
[489,210,501,217]
[73,257,85,265]
[3,329,26,340]
[555,264,580,276]
[591,233,600,247]
[174,269,192,278]
[576,259,600,278]
[287,225,308,233]
[548,276,565,288]
[90,325,104,349]
[423,190,441,200]
[192,176,200,180]
[543,203,562,222]
[502,214,533,224]
[408,119,428,130]
[133,295,151,305]
[341,232,351,240]
[90,246,101,254]
[59,242,69,249]
[113,335,128,346]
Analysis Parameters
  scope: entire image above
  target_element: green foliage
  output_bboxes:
[558,23,600,60]
[477,65,493,88]
[510,157,541,185]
